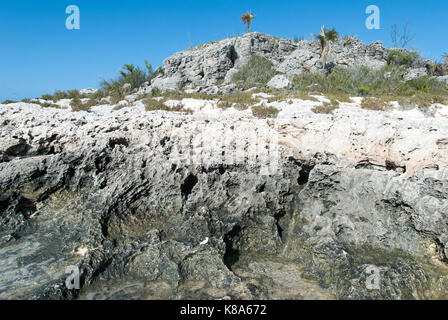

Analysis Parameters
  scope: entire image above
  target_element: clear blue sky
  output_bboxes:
[1,0,447,101]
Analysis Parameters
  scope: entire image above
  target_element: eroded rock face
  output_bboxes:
[1,102,448,300]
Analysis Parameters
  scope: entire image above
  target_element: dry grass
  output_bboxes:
[326,92,353,103]
[361,97,393,111]
[311,99,340,114]
[252,104,280,118]
[216,92,260,110]
[143,98,193,114]
[266,91,319,103]
[144,98,171,111]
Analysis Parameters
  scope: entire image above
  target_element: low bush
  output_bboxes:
[232,55,278,90]
[144,98,170,111]
[311,99,339,114]
[217,92,260,110]
[1,100,17,104]
[387,49,421,67]
[251,105,280,118]
[101,61,156,103]
[361,97,391,111]
[292,65,448,103]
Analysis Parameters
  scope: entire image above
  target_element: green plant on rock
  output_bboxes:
[1,100,17,104]
[101,61,155,104]
[311,99,339,114]
[251,104,279,118]
[143,98,170,111]
[387,49,420,67]
[357,85,371,96]
[232,55,277,90]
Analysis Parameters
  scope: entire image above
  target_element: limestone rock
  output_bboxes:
[1,101,448,299]
[267,75,292,89]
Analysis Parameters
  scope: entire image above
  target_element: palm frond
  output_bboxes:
[240,12,255,23]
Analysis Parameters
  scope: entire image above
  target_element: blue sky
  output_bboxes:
[1,0,447,101]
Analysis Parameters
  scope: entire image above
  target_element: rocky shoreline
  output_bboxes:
[1,97,448,299]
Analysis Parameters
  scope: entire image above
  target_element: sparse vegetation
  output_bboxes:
[70,97,102,112]
[37,101,63,109]
[217,92,260,110]
[101,61,156,104]
[311,99,340,114]
[264,91,319,103]
[40,89,91,102]
[143,98,193,113]
[292,65,448,98]
[387,49,420,67]
[144,98,170,111]
[251,104,279,118]
[361,97,392,111]
[232,55,278,90]
[1,100,17,104]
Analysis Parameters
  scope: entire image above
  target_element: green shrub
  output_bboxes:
[39,101,62,109]
[1,100,17,104]
[41,94,54,101]
[151,87,162,97]
[232,55,278,90]
[251,105,279,118]
[291,65,440,97]
[101,61,156,103]
[387,49,420,67]
[144,98,170,111]
[361,97,391,111]
[357,85,370,96]
[70,97,101,112]
[217,92,260,109]
[70,97,85,111]
[311,99,339,114]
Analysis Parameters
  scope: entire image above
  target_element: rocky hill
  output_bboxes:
[1,33,448,300]
[145,32,443,94]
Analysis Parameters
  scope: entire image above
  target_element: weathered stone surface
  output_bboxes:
[437,75,448,84]
[267,75,292,89]
[0,101,448,300]
[404,67,428,81]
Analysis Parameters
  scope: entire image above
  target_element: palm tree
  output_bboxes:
[312,26,339,70]
[444,53,448,64]
[241,12,255,33]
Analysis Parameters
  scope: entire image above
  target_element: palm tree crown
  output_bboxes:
[241,12,255,33]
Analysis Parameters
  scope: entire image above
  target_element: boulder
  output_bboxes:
[267,75,292,89]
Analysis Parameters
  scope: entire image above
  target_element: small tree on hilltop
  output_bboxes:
[241,12,255,33]
[312,26,339,70]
